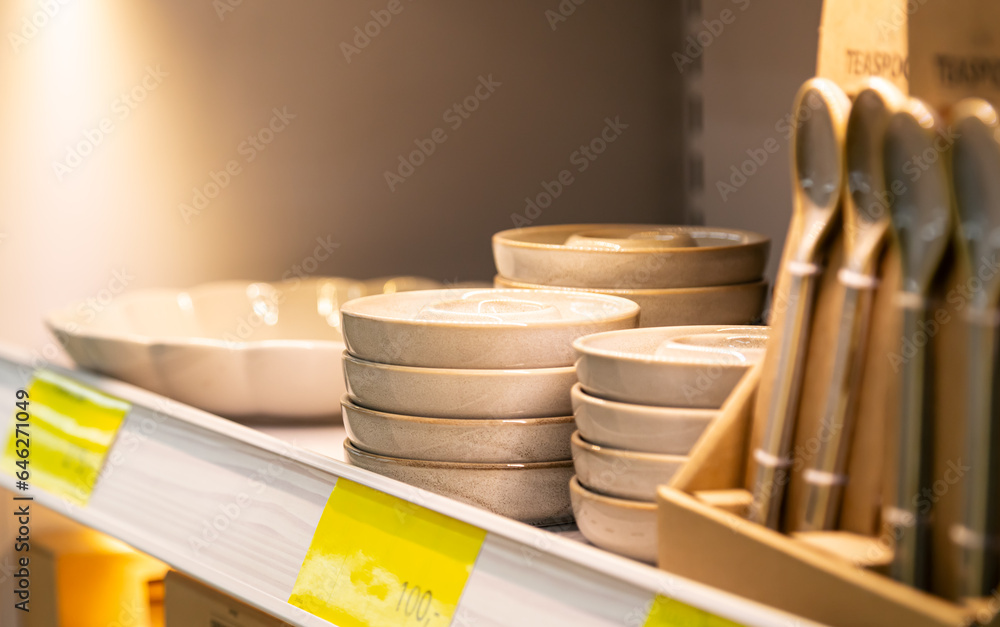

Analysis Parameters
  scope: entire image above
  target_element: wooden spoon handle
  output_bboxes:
[798,274,876,531]
[955,312,1000,597]
[749,268,819,528]
[887,298,934,589]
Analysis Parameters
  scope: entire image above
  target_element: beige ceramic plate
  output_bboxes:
[569,476,657,563]
[571,384,715,455]
[570,431,687,501]
[342,397,574,463]
[492,224,769,289]
[344,440,574,525]
[494,275,767,328]
[45,278,366,420]
[573,325,769,408]
[343,352,575,419]
[340,288,639,369]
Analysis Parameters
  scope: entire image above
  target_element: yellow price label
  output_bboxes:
[3,370,130,505]
[289,479,487,627]
[644,594,744,627]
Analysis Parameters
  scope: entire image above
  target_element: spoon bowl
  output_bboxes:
[885,101,953,295]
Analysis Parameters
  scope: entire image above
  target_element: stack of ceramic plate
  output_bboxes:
[492,224,770,328]
[339,287,640,525]
[567,325,769,562]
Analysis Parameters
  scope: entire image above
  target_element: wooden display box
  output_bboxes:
[657,482,997,627]
[656,251,999,627]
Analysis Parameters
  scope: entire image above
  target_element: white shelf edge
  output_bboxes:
[0,342,822,627]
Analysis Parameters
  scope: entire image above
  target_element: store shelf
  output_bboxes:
[0,343,817,627]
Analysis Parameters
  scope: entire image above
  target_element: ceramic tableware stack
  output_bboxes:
[338,287,640,525]
[567,325,770,562]
[492,224,771,328]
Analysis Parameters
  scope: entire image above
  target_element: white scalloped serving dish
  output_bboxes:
[45,278,368,421]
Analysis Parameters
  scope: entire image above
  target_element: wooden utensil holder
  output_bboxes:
[656,239,1000,626]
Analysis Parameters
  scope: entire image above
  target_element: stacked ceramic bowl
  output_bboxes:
[567,325,770,562]
[339,288,640,525]
[493,224,770,327]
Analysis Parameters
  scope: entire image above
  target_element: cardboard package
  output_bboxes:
[164,572,287,627]
[25,529,167,627]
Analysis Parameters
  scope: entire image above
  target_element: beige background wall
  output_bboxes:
[0,0,684,351]
[0,0,825,354]
[699,0,823,280]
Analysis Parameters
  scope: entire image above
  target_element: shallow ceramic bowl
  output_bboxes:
[45,278,367,420]
[570,431,687,501]
[343,352,575,419]
[342,397,574,462]
[569,476,657,563]
[344,440,574,525]
[572,384,715,455]
[573,325,769,408]
[493,275,766,328]
[492,224,769,289]
[340,288,639,369]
